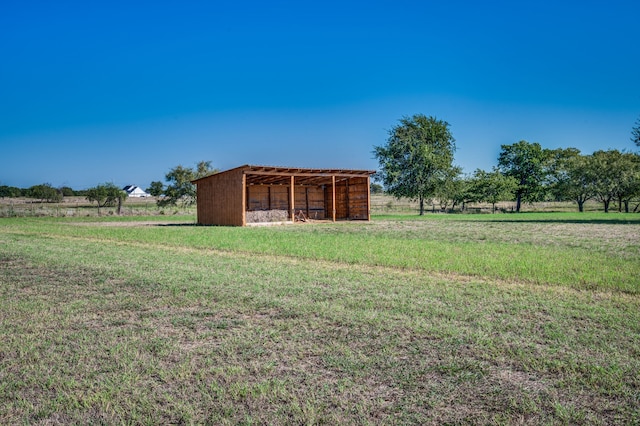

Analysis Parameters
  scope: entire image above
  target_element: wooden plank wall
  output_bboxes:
[332,177,369,220]
[195,168,245,226]
[325,185,334,220]
[335,184,348,219]
[270,186,289,211]
[295,186,325,219]
[247,185,290,212]
[347,177,370,220]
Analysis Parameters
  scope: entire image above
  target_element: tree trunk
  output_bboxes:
[603,199,610,213]
[624,200,629,213]
[117,197,123,215]
[516,193,522,213]
[577,200,584,212]
[419,197,424,215]
[492,202,496,214]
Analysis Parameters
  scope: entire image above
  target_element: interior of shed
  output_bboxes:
[244,171,370,223]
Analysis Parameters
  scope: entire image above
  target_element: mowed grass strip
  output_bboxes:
[1,227,639,425]
[3,213,639,292]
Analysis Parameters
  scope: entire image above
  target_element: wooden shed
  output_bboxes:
[192,165,376,226]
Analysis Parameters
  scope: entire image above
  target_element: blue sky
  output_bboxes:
[1,0,639,190]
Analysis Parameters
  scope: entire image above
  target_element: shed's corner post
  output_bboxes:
[331,175,336,222]
[289,175,295,222]
[367,175,371,221]
[241,173,247,226]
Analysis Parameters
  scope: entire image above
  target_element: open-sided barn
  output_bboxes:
[192,165,376,226]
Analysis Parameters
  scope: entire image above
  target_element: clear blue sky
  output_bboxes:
[1,0,639,190]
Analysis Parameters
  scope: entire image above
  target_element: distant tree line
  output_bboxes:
[0,183,86,201]
[375,114,640,213]
[4,115,639,214]
[0,160,218,215]
[0,182,128,215]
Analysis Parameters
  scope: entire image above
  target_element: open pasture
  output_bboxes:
[1,213,639,424]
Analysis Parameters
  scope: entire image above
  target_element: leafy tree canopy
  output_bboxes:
[632,116,640,147]
[28,183,62,203]
[554,154,595,212]
[157,161,218,208]
[592,150,640,212]
[374,114,457,215]
[370,183,384,195]
[85,183,127,214]
[497,140,549,212]
[0,185,22,198]
[59,186,75,197]
[544,147,581,201]
[146,181,164,197]
[468,169,519,213]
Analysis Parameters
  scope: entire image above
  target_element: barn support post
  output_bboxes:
[367,175,371,221]
[331,175,336,222]
[289,175,295,221]
[345,178,350,219]
[305,187,310,217]
[241,173,247,226]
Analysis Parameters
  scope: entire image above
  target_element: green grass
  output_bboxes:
[1,213,639,424]
[4,212,639,292]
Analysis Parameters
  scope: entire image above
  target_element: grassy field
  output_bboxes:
[1,213,639,424]
[0,194,621,218]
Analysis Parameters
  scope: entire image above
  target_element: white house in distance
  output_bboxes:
[122,185,150,197]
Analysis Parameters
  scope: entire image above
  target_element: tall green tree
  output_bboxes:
[468,169,518,213]
[157,161,217,208]
[436,168,465,212]
[0,185,22,198]
[587,150,640,213]
[85,183,127,215]
[631,116,640,147]
[613,152,640,212]
[373,114,457,215]
[28,183,62,203]
[557,154,596,212]
[146,181,164,197]
[589,150,630,213]
[59,186,75,197]
[369,183,384,195]
[497,140,549,212]
[545,147,581,201]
